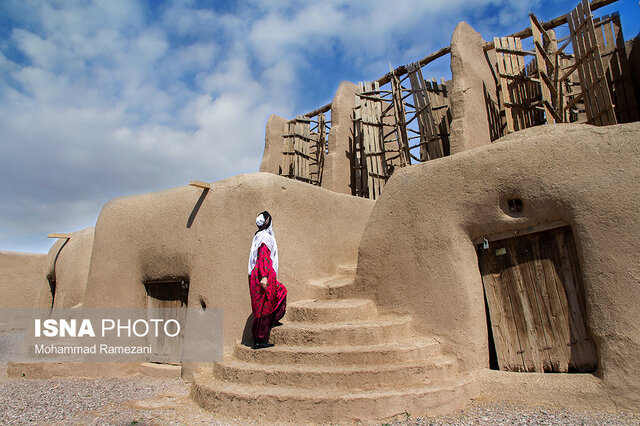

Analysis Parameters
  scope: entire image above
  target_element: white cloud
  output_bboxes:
[0,0,593,252]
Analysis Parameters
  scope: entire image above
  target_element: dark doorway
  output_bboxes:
[144,279,189,364]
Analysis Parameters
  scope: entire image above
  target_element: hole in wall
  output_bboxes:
[508,198,523,213]
[200,297,207,310]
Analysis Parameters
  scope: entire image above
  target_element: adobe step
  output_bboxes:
[232,339,441,366]
[212,356,456,390]
[270,316,412,346]
[287,298,376,323]
[336,264,357,276]
[191,371,475,423]
[308,276,357,300]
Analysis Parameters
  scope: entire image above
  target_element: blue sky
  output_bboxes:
[1,0,639,253]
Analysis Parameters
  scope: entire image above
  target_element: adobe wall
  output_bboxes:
[449,22,498,154]
[259,114,288,175]
[0,251,47,309]
[354,122,640,409]
[83,172,373,354]
[322,81,358,195]
[34,228,94,309]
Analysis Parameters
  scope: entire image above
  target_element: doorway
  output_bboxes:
[477,225,597,373]
[143,279,189,364]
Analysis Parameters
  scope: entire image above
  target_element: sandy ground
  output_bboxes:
[0,373,639,425]
[1,330,639,424]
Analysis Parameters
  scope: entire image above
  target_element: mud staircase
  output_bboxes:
[191,265,475,423]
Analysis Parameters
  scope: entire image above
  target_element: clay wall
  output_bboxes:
[354,122,640,410]
[0,251,47,309]
[82,172,374,355]
[34,228,94,309]
[322,81,358,195]
[259,114,288,175]
[449,22,498,154]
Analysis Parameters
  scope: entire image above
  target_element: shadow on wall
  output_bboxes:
[187,188,210,229]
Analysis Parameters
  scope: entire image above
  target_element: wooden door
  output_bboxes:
[144,281,188,364]
[478,226,597,373]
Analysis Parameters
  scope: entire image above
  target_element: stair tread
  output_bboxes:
[217,356,453,374]
[289,298,373,308]
[195,371,471,399]
[234,339,439,355]
[308,276,353,288]
[276,315,410,330]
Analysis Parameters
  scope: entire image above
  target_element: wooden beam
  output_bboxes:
[377,46,452,87]
[297,0,618,120]
[484,0,619,51]
[189,180,212,189]
[47,233,72,239]
[303,103,332,118]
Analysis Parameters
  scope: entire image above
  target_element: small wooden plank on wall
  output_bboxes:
[189,180,212,189]
[47,233,72,239]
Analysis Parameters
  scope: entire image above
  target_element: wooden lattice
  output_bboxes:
[407,63,449,160]
[353,70,451,199]
[354,81,388,200]
[594,12,639,123]
[530,14,562,124]
[494,36,544,133]
[280,115,327,186]
[567,0,617,126]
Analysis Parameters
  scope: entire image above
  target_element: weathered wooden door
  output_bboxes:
[478,226,597,372]
[144,281,189,364]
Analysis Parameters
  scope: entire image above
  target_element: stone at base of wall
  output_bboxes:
[6,361,141,379]
[140,362,181,379]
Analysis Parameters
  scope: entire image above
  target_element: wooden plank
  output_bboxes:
[599,15,627,122]
[596,13,639,123]
[569,5,596,124]
[531,234,569,372]
[531,14,557,124]
[281,122,294,177]
[189,180,211,189]
[569,0,617,126]
[557,230,598,371]
[389,66,411,167]
[538,231,571,372]
[377,46,451,87]
[407,63,432,161]
[359,81,388,199]
[578,0,607,125]
[479,250,524,370]
[47,233,72,239]
[514,38,535,129]
[407,63,444,161]
[495,37,515,134]
[302,119,310,180]
[519,235,554,371]
[582,0,617,125]
[610,14,639,121]
[479,226,597,373]
[505,242,545,371]
[352,96,367,197]
[483,0,619,51]
[504,37,521,130]
[316,113,326,185]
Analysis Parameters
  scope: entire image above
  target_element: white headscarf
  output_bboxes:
[248,212,279,275]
